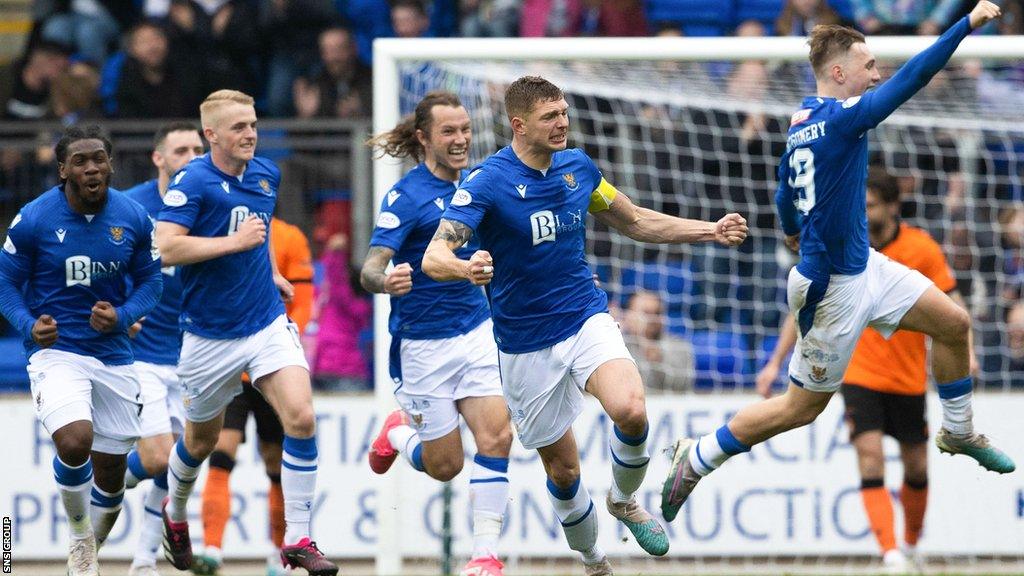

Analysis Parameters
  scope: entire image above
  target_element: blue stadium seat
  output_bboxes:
[0,336,28,392]
[690,330,754,390]
[99,51,126,117]
[645,0,735,36]
[735,0,784,32]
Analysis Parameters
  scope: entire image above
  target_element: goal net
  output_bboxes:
[371,35,1024,575]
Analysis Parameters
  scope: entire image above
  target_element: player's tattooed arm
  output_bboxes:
[360,245,412,296]
[422,219,493,286]
[432,219,474,249]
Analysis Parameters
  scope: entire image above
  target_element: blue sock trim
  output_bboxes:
[283,435,318,460]
[127,450,150,481]
[694,439,711,470]
[410,444,425,472]
[716,425,750,455]
[561,500,594,527]
[144,506,162,518]
[175,440,201,468]
[610,449,649,469]
[90,487,124,508]
[473,454,509,473]
[613,424,648,446]
[282,461,318,472]
[153,471,168,490]
[937,376,972,399]
[469,477,510,484]
[546,476,581,501]
[53,456,93,487]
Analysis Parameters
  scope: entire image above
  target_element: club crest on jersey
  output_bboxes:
[259,179,272,195]
[109,226,125,245]
[562,172,580,191]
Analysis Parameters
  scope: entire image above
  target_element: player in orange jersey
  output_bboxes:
[192,217,314,576]
[756,168,976,574]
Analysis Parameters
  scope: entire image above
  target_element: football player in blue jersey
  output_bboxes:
[118,122,204,576]
[154,90,337,576]
[0,125,163,576]
[423,76,748,576]
[362,91,512,576]
[661,0,1013,524]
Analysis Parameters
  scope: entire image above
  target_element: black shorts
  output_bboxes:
[222,382,284,445]
[841,383,928,444]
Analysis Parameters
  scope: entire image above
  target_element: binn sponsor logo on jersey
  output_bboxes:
[452,189,472,206]
[65,255,123,287]
[530,208,584,245]
[227,206,271,235]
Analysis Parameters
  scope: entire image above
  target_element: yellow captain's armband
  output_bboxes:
[588,178,618,213]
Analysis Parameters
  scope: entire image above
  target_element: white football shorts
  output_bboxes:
[499,312,634,450]
[136,361,185,438]
[787,249,933,393]
[394,318,502,441]
[177,314,308,422]
[27,349,142,454]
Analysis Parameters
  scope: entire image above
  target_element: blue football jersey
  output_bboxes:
[369,163,489,340]
[158,154,284,339]
[443,147,607,353]
[0,187,163,364]
[776,16,972,283]
[123,179,183,365]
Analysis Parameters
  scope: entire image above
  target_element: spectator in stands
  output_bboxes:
[1007,300,1024,387]
[520,0,585,36]
[340,0,393,64]
[999,205,1024,303]
[0,41,69,120]
[293,26,372,119]
[775,0,845,36]
[580,0,648,36]
[312,233,372,391]
[460,0,520,36]
[114,21,203,118]
[39,0,131,64]
[618,290,694,391]
[853,0,963,35]
[391,0,431,38]
[259,0,338,116]
[51,61,102,124]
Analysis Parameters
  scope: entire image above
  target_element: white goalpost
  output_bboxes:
[372,34,1024,575]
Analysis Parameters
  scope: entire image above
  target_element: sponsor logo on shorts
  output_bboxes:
[411,413,424,428]
[801,347,840,364]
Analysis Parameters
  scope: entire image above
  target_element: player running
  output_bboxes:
[662,0,1014,526]
[120,122,204,576]
[0,125,163,576]
[156,90,337,576]
[362,91,512,576]
[423,76,747,576]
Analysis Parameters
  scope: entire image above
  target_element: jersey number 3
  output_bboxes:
[788,147,816,215]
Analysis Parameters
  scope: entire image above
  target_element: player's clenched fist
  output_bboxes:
[466,250,494,286]
[969,0,1002,29]
[714,213,748,247]
[90,301,119,333]
[32,314,58,347]
[232,215,267,251]
[385,262,413,296]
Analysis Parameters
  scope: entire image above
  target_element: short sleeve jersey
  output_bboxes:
[844,224,956,394]
[442,147,607,353]
[369,163,489,340]
[158,154,284,338]
[0,187,161,364]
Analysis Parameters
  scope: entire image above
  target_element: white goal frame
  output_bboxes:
[370,33,1021,575]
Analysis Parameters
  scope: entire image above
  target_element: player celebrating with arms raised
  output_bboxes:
[661,0,1014,524]
[423,76,747,576]
[156,90,336,576]
[363,91,512,576]
[0,125,163,576]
